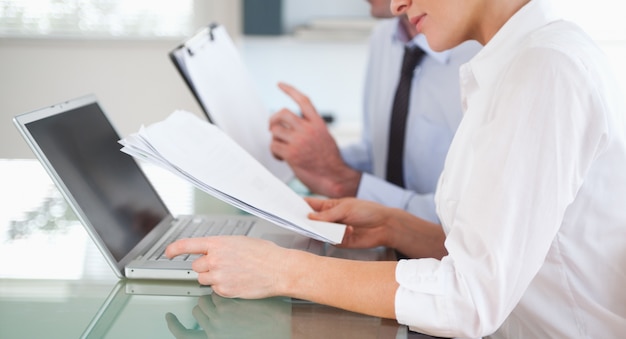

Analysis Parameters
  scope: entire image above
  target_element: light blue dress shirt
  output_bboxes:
[340,18,481,222]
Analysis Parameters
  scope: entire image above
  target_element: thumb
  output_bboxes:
[308,203,346,224]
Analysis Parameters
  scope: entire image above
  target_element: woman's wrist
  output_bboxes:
[383,207,407,250]
[385,209,447,259]
[276,248,313,298]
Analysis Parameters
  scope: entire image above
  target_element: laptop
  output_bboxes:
[12,94,326,281]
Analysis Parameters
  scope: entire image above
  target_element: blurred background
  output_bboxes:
[1,0,625,158]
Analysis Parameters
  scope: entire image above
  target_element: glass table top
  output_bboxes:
[0,159,410,338]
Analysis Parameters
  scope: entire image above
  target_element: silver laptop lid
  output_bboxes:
[13,94,174,277]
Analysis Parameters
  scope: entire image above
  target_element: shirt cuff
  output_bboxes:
[395,259,452,336]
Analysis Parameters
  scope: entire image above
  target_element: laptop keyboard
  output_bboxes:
[150,217,254,262]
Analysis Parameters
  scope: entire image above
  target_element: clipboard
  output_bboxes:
[169,23,293,182]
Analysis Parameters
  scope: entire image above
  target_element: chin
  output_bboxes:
[422,35,445,52]
[424,34,462,52]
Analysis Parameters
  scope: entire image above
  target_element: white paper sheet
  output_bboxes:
[119,110,346,244]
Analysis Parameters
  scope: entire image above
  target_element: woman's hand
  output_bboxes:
[166,236,291,299]
[306,197,395,249]
[306,197,447,259]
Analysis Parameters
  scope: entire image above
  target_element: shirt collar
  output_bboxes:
[391,17,451,64]
[465,0,562,89]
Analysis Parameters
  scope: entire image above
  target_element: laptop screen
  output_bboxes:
[23,101,170,261]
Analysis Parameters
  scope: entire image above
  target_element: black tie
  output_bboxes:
[386,46,425,188]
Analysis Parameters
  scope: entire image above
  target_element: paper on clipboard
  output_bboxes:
[170,24,293,183]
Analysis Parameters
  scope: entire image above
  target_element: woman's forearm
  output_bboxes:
[279,249,399,319]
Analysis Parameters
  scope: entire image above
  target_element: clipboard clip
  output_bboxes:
[187,22,220,57]
[208,22,218,41]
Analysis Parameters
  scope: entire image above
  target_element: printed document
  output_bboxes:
[119,110,346,244]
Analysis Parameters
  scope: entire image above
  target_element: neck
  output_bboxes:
[476,0,530,45]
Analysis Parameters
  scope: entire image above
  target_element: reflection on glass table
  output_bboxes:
[82,279,406,339]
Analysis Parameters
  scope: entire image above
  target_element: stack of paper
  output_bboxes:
[119,110,346,244]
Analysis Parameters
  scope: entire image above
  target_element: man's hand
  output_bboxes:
[269,82,361,198]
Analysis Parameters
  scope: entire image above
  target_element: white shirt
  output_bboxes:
[340,18,481,223]
[394,0,626,337]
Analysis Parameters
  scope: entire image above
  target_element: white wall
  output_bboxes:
[241,36,367,129]
[0,36,369,160]
[0,38,201,158]
[0,0,242,159]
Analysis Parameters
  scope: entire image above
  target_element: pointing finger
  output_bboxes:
[165,238,211,258]
[277,82,323,122]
